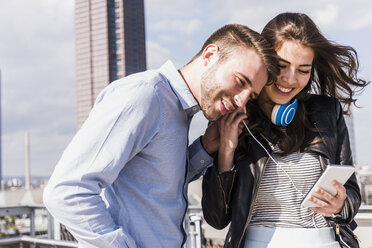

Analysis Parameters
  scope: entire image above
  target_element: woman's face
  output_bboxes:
[262,40,314,105]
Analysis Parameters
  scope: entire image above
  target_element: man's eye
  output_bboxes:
[236,78,244,86]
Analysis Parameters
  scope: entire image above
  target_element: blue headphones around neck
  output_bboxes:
[271,99,298,127]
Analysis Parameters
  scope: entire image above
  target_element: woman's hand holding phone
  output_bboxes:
[301,165,354,217]
[308,180,347,217]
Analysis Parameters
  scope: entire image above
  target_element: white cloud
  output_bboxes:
[144,0,204,39]
[0,0,75,176]
[145,0,200,19]
[158,34,177,43]
[184,19,203,34]
[146,41,171,69]
[223,0,372,32]
[149,19,203,35]
[312,4,339,30]
[340,7,372,30]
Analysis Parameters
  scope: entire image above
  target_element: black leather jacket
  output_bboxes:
[202,95,361,248]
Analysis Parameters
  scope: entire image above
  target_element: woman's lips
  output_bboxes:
[275,83,293,95]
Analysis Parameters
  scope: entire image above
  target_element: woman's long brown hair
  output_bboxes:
[237,12,369,158]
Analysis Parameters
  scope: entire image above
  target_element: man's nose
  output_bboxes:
[234,89,251,108]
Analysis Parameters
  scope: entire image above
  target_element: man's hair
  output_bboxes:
[190,24,279,84]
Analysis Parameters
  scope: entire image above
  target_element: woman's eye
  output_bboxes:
[299,70,310,74]
[278,64,286,69]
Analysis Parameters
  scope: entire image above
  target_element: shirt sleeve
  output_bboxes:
[187,136,214,182]
[43,80,161,248]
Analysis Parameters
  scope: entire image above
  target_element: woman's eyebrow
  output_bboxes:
[278,58,312,67]
[278,58,290,64]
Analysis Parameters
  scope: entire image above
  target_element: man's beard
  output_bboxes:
[200,63,221,121]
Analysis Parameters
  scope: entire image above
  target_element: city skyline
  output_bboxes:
[0,0,371,176]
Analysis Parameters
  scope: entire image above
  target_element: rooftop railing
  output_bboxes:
[1,204,372,248]
[0,235,78,247]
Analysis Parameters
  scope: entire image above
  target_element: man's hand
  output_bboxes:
[202,121,220,155]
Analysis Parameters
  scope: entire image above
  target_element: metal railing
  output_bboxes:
[1,204,371,248]
[0,205,204,248]
[355,204,372,225]
[0,235,78,247]
[0,205,58,248]
[185,206,204,248]
[0,205,45,238]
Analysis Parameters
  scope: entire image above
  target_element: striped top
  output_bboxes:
[249,146,329,228]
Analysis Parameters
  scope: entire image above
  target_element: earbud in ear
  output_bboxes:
[271,99,298,127]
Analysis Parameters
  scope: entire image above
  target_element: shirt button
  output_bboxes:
[192,107,197,111]
[200,160,205,164]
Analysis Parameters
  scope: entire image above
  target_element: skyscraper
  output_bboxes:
[75,0,146,128]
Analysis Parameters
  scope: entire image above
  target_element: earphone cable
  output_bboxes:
[242,120,306,197]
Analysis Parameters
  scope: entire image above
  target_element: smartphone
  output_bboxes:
[300,165,355,208]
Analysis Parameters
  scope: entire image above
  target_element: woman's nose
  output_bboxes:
[283,69,297,85]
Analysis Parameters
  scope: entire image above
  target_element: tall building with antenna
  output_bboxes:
[75,0,146,129]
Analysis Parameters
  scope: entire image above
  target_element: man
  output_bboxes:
[43,24,278,247]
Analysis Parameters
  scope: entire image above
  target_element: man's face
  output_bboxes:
[200,47,268,121]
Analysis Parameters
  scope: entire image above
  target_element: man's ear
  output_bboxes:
[202,44,219,67]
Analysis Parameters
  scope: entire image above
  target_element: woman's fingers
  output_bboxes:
[307,183,347,216]
[333,180,347,201]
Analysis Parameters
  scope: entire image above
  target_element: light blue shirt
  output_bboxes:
[44,61,213,248]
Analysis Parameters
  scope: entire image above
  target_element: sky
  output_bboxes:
[0,0,371,177]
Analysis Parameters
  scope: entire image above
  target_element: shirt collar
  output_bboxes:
[159,60,200,118]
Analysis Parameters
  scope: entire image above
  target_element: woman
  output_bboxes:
[202,12,369,248]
